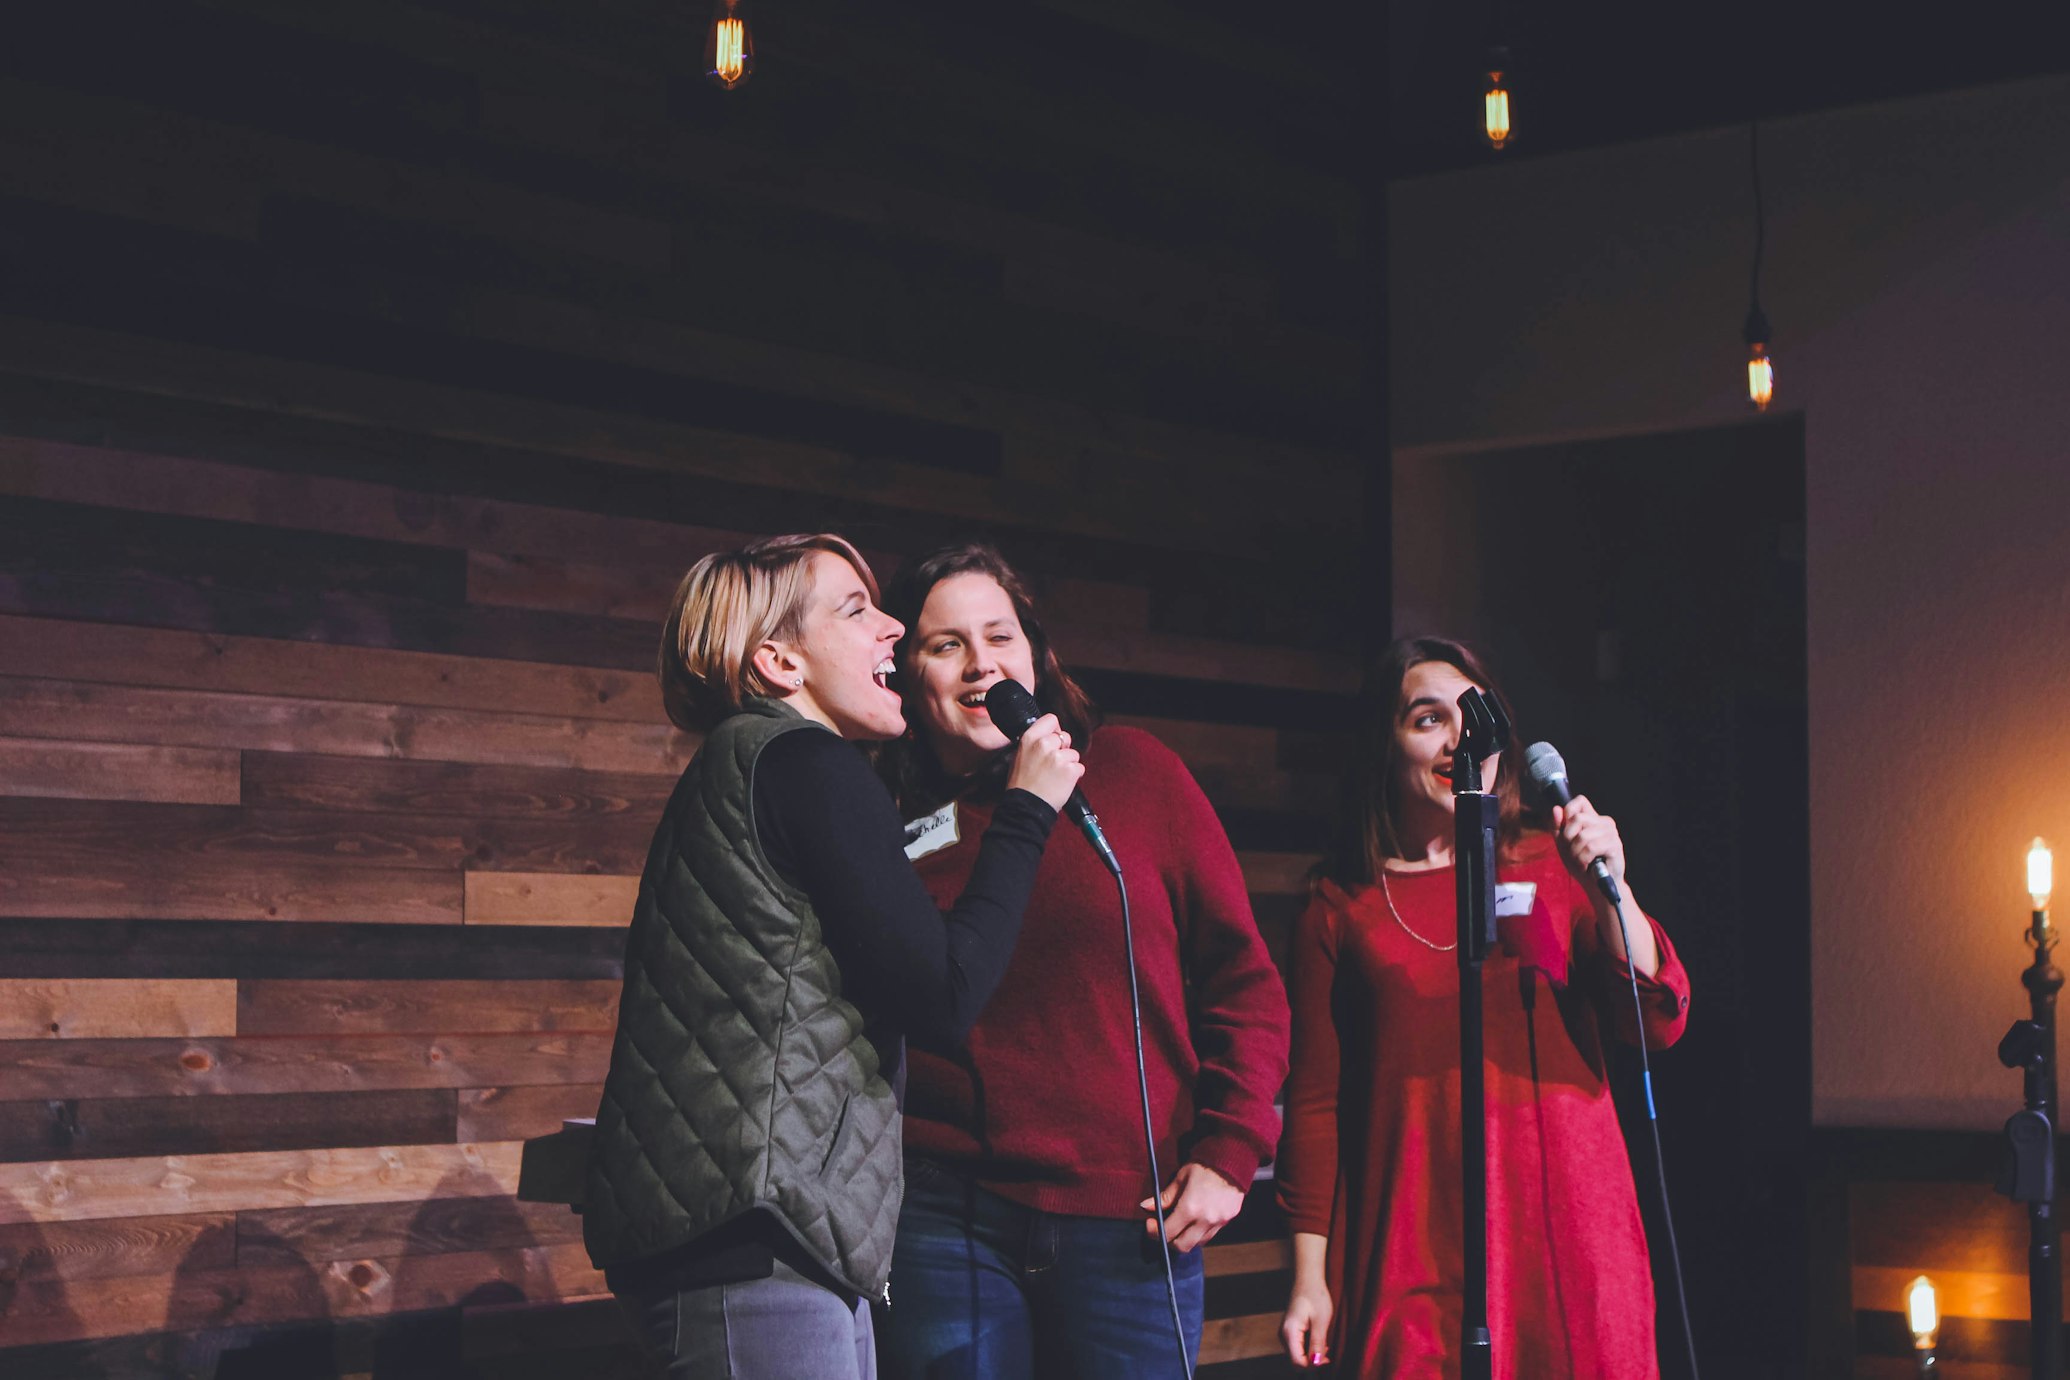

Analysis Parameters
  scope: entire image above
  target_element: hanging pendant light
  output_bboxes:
[1743,120,1773,410]
[705,0,754,90]
[1745,310,1774,412]
[1484,49,1512,150]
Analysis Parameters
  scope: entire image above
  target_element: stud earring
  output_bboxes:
[793,677,804,688]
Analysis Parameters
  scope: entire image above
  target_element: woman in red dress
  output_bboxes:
[1276,637,1690,1378]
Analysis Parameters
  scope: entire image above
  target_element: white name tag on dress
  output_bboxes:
[1495,882,1538,918]
[903,802,960,860]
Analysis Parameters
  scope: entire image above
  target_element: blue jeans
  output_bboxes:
[876,1159,1204,1380]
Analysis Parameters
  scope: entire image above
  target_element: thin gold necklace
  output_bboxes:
[1378,869,1456,952]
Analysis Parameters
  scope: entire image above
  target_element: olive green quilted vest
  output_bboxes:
[582,699,901,1298]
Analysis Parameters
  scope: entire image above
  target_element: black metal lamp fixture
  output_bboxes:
[1997,836,2064,1380]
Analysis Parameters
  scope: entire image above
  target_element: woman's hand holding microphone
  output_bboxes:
[1005,712,1083,814]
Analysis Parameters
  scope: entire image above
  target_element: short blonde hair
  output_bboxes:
[658,533,879,732]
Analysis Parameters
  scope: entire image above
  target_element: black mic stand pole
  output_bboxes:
[1999,893,2063,1380]
[1453,688,1508,1380]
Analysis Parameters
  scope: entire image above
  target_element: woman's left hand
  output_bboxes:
[1552,794,1624,890]
[1140,1162,1245,1253]
[1554,795,1661,977]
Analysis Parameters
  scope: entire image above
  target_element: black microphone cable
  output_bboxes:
[1606,891,1700,1380]
[1108,857,1196,1380]
[1526,741,1699,1380]
[985,680,1193,1378]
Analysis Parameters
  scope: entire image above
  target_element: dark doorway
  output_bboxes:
[1394,415,1810,1378]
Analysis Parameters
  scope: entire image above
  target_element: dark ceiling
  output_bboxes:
[1376,0,2070,177]
[1093,0,2070,179]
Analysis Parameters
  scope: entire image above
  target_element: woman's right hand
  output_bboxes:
[1280,1278,1333,1369]
[1005,712,1083,813]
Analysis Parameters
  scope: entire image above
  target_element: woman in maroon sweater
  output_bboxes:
[1276,637,1689,1378]
[874,542,1290,1380]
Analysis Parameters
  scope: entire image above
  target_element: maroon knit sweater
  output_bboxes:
[902,726,1291,1217]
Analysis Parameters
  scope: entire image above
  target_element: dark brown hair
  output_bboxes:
[1321,635,1532,888]
[878,541,1099,814]
[656,533,878,733]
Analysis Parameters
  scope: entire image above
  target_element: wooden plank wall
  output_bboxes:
[0,0,1373,1373]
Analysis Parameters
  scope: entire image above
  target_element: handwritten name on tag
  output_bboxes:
[903,802,960,861]
[1495,882,1538,918]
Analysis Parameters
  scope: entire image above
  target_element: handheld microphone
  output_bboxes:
[985,679,1120,876]
[1523,741,1622,905]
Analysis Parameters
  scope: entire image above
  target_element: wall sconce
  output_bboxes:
[706,0,754,90]
[2030,836,2053,917]
[1484,51,1512,150]
[1905,1274,1939,1374]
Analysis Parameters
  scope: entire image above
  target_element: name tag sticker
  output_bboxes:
[1495,882,1538,918]
[903,802,960,861]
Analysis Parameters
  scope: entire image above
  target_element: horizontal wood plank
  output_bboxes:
[467,551,1356,693]
[0,675,689,773]
[0,1239,603,1344]
[463,873,640,928]
[1852,1264,2057,1324]
[0,737,238,805]
[0,314,1347,564]
[237,980,620,1036]
[0,918,627,983]
[0,797,652,878]
[457,1086,604,1145]
[0,1212,235,1285]
[1850,1180,2025,1272]
[239,1192,584,1264]
[0,435,739,576]
[1197,1311,1285,1366]
[1204,1237,1293,1278]
[0,611,664,723]
[0,1090,458,1164]
[0,980,236,1041]
[0,855,461,925]
[0,1141,523,1225]
[241,751,676,819]
[0,1033,610,1101]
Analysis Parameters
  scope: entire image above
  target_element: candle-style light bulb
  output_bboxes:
[1743,304,1774,412]
[1905,1274,1939,1350]
[1483,61,1512,150]
[705,0,754,90]
[2030,837,2053,912]
[1746,343,1774,411]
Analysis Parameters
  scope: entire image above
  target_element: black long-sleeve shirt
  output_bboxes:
[754,727,1055,1046]
[607,724,1055,1300]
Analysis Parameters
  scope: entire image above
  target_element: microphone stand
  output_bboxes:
[1453,688,1509,1380]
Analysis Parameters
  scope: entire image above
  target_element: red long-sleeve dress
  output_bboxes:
[1276,837,1690,1379]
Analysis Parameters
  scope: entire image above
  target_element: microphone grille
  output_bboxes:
[983,679,1041,738]
[1522,741,1568,789]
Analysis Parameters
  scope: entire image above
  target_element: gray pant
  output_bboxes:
[622,1257,878,1379]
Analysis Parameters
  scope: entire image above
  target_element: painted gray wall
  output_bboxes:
[1390,73,2070,1128]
